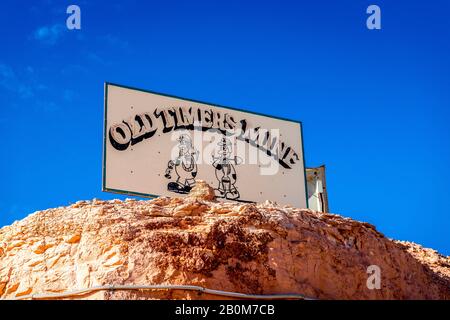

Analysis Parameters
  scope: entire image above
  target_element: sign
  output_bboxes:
[103,82,308,208]
[306,166,329,212]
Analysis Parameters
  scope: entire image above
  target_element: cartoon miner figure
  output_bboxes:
[165,134,199,194]
[212,137,242,200]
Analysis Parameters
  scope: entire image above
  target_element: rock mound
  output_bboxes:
[0,184,449,300]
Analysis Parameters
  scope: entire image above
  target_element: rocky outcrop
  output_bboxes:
[0,181,449,300]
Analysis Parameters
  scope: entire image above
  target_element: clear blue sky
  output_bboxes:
[1,0,449,255]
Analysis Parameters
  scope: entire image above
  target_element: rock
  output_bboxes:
[65,234,81,244]
[0,183,449,300]
[186,180,216,201]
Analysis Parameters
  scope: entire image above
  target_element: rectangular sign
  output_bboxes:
[103,82,308,208]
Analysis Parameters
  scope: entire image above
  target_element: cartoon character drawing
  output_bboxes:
[165,134,199,194]
[212,137,242,200]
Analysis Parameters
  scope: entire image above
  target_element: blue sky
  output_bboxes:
[1,0,449,255]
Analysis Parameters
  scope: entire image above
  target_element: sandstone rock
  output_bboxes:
[0,184,449,300]
[186,180,216,202]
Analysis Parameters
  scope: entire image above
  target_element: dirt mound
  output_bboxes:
[0,181,449,299]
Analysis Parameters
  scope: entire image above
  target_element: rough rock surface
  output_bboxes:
[0,181,449,300]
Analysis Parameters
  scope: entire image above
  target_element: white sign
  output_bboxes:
[103,82,308,207]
